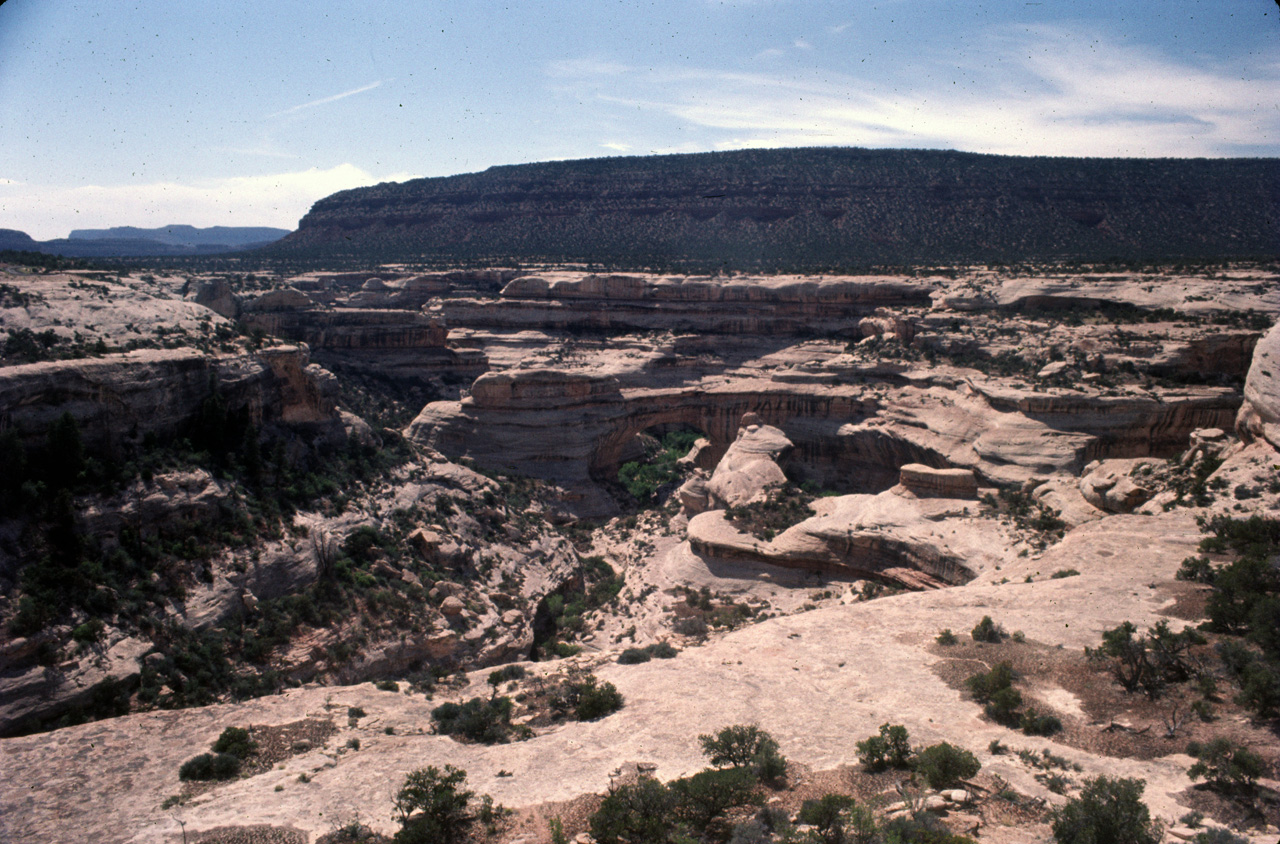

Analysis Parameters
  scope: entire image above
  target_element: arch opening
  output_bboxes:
[614,424,711,506]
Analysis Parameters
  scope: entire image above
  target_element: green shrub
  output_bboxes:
[699,724,787,783]
[971,615,1003,643]
[914,742,981,789]
[1176,556,1215,584]
[670,767,762,838]
[393,765,488,844]
[1186,738,1265,793]
[880,814,976,844]
[1236,660,1280,717]
[377,680,400,692]
[1051,569,1080,579]
[572,676,624,721]
[856,723,911,772]
[432,696,515,743]
[211,726,258,759]
[964,661,1015,702]
[590,776,676,844]
[935,629,958,645]
[1020,709,1063,736]
[619,647,652,665]
[1050,776,1159,844]
[179,752,241,781]
[986,687,1024,726]
[798,794,859,844]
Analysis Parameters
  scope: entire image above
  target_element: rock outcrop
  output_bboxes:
[434,272,933,336]
[240,306,487,389]
[1237,317,1280,450]
[704,421,793,509]
[0,345,340,451]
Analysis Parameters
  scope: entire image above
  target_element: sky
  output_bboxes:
[0,0,1277,240]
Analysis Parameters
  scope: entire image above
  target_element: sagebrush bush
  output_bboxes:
[971,615,1003,643]
[914,742,981,789]
[856,723,912,772]
[1051,776,1158,844]
[211,726,257,759]
[179,752,241,781]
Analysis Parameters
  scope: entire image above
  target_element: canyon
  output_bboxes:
[1,258,1279,844]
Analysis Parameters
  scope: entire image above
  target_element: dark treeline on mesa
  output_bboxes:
[265,147,1280,270]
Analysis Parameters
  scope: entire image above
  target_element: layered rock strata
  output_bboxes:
[0,345,340,451]
[433,272,934,336]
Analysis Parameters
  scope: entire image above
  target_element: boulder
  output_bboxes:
[706,423,793,509]
[1237,316,1280,449]
[1079,458,1163,513]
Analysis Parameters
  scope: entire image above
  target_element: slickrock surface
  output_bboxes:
[0,508,1214,844]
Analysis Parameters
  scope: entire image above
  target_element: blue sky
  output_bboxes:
[1,0,1276,240]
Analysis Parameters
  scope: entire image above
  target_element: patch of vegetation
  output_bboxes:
[618,429,702,504]
[589,724,787,844]
[619,642,680,664]
[856,723,913,773]
[699,724,788,784]
[1186,738,1265,795]
[913,742,981,790]
[533,555,626,659]
[981,489,1066,549]
[668,585,758,635]
[1087,620,1203,698]
[178,752,242,781]
[970,615,1004,643]
[724,484,815,541]
[431,697,523,744]
[392,764,507,844]
[1050,776,1159,844]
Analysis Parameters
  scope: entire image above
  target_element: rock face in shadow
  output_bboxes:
[0,345,341,451]
[240,297,488,389]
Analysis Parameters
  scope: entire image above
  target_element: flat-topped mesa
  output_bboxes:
[0,345,340,452]
[433,272,935,336]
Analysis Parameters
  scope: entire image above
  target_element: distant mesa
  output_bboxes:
[269,147,1280,268]
[0,224,290,258]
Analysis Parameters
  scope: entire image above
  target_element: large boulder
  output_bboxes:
[1237,318,1280,450]
[1079,458,1164,513]
[705,420,793,509]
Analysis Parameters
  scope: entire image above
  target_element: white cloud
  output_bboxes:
[557,26,1280,158]
[0,164,421,241]
[601,142,632,152]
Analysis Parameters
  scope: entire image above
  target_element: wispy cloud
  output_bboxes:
[552,26,1280,158]
[267,80,386,120]
[0,164,420,240]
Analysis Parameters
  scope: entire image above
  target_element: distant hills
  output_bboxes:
[268,147,1280,269]
[0,225,290,258]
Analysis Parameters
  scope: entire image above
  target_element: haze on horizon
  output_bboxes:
[0,0,1276,242]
